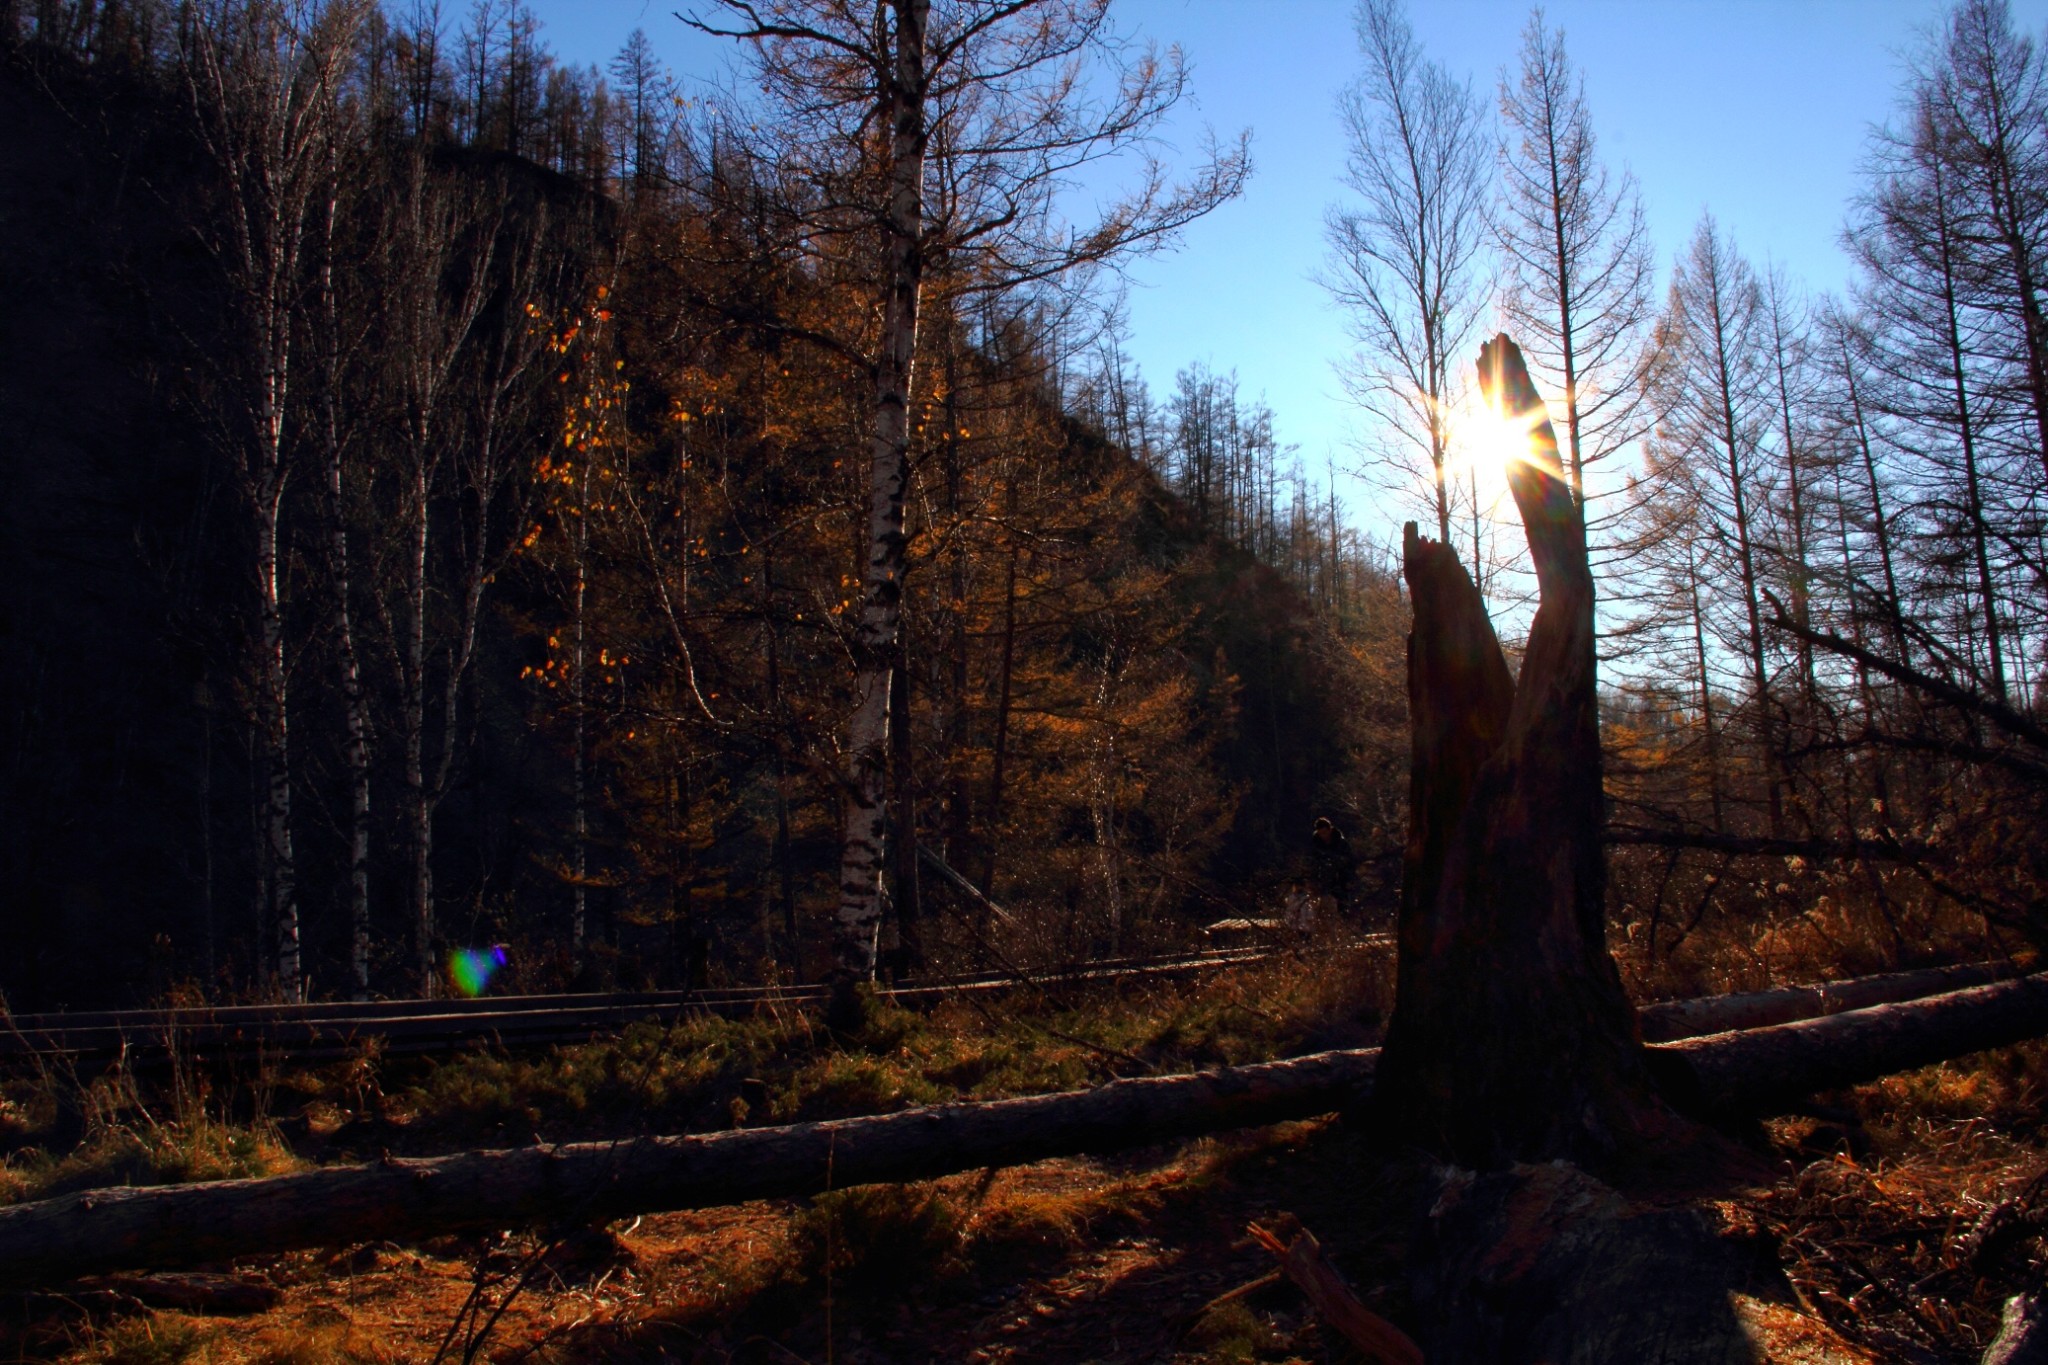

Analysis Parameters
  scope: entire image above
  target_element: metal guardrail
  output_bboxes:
[0,939,1388,1064]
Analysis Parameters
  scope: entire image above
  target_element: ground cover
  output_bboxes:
[4,949,2046,1363]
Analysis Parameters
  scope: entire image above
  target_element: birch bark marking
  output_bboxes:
[316,186,373,1001]
[835,0,931,981]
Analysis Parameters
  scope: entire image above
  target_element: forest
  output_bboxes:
[10,0,2040,1016]
[2,0,1404,1011]
[10,0,2048,1362]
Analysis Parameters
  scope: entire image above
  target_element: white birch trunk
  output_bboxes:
[256,470,299,1002]
[405,461,434,994]
[318,189,374,1003]
[833,0,929,980]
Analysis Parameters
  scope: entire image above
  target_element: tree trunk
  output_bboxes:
[981,546,1019,901]
[1685,544,1725,831]
[0,1048,1383,1289]
[405,458,435,995]
[1374,334,1676,1168]
[255,482,300,1003]
[833,0,929,983]
[316,182,374,1003]
[889,656,922,970]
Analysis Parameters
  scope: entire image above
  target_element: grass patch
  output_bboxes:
[1185,1300,1284,1362]
[241,1323,396,1365]
[0,948,1388,1209]
[96,1317,202,1365]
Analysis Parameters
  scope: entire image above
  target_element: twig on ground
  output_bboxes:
[1247,1216,1422,1365]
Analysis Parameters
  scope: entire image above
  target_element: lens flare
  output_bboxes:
[1462,397,1550,474]
[449,944,508,998]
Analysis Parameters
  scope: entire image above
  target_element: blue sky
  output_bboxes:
[522,0,2048,538]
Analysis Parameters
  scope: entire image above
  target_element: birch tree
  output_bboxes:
[180,0,368,1000]
[689,0,1247,985]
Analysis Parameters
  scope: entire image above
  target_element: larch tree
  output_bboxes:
[1761,265,1820,715]
[1491,8,1652,522]
[1323,0,1491,560]
[1851,93,2013,704]
[1930,0,2048,488]
[1645,215,1786,837]
[687,0,1248,987]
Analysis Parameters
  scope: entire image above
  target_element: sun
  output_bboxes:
[1437,389,1555,525]
[1457,394,1550,475]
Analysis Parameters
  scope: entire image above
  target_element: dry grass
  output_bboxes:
[23,930,2048,1364]
[0,945,1390,1195]
[1734,1044,2048,1363]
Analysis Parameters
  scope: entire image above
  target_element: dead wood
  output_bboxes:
[1984,1294,2048,1365]
[1604,825,1929,862]
[1408,1162,1780,1365]
[1376,335,1671,1167]
[1248,1217,1422,1365]
[3,971,2047,1290]
[1637,961,2018,1042]
[90,1272,278,1314]
[1661,973,2048,1113]
[0,1048,1381,1289]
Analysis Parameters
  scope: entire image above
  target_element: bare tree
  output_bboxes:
[1323,0,1491,557]
[1761,265,1820,712]
[1644,215,1785,836]
[1851,93,2013,703]
[180,0,368,1000]
[1928,0,2048,486]
[368,156,495,995]
[309,109,376,999]
[608,28,674,195]
[688,0,1248,986]
[1492,7,1652,518]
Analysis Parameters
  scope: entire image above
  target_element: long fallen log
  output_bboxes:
[4,974,2046,1290]
[0,1048,1383,1289]
[1662,971,2048,1112]
[0,951,1973,1065]
[1636,960,2016,1042]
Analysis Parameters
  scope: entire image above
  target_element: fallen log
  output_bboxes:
[1636,960,2016,1042]
[0,945,1289,1063]
[0,1048,1381,1289]
[1604,824,1929,862]
[5,973,2047,1290]
[1661,973,2048,1112]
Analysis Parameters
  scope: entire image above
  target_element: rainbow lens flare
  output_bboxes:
[448,945,508,998]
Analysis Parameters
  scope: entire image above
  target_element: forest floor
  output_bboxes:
[4,949,2047,1364]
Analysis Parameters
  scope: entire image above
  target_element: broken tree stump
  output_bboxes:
[1409,1161,1799,1365]
[1374,335,1678,1168]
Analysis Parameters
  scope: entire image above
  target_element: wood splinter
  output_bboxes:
[1247,1216,1424,1365]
